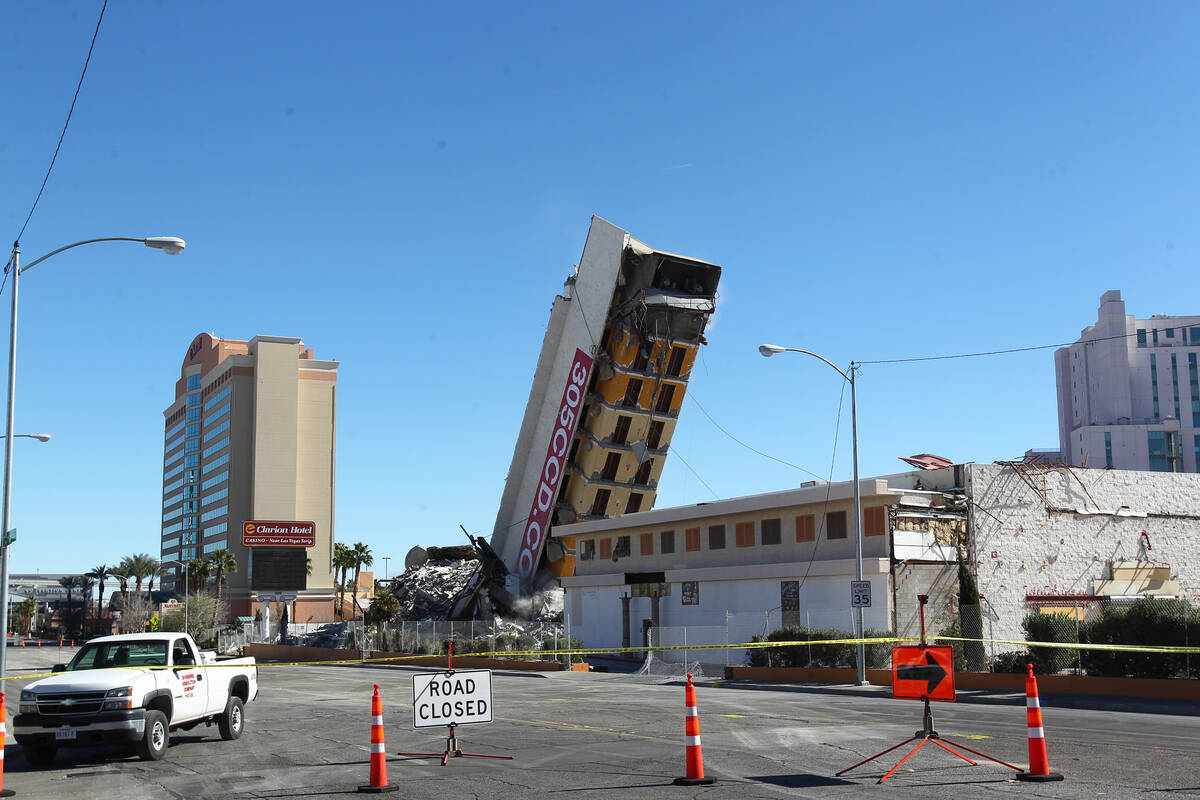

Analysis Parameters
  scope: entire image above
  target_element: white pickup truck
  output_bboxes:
[14,632,257,765]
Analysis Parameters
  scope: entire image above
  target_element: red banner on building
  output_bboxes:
[242,520,317,548]
[515,348,593,578]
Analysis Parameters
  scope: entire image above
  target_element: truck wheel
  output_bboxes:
[23,744,57,767]
[217,696,244,741]
[137,710,169,761]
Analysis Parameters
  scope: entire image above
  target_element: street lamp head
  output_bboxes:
[143,237,186,255]
[29,434,51,442]
[758,344,787,357]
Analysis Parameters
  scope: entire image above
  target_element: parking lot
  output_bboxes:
[3,645,1200,799]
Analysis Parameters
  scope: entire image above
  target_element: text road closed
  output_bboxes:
[412,669,493,728]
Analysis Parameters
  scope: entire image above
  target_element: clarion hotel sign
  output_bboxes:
[242,520,317,548]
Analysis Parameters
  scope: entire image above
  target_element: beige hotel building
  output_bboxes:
[160,333,338,622]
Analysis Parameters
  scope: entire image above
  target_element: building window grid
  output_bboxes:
[186,407,201,422]
[163,491,183,508]
[163,461,186,481]
[203,453,230,475]
[163,476,186,495]
[164,420,185,440]
[202,539,228,554]
[204,522,228,537]
[161,537,180,550]
[162,507,183,522]
[186,374,202,391]
[202,418,230,443]
[164,433,185,454]
[1190,354,1199,427]
[1151,354,1160,419]
[1105,432,1113,468]
[164,449,185,469]
[186,392,202,408]
[202,487,229,507]
[204,402,230,426]
[203,385,231,413]
[202,436,230,459]
[200,505,228,523]
[1195,435,1200,474]
[162,521,183,535]
[202,470,229,491]
[1172,354,1181,420]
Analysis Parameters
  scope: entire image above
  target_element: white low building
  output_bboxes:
[554,463,1200,663]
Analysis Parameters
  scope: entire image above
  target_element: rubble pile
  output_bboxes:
[390,558,481,620]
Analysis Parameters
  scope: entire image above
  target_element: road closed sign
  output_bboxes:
[413,670,493,728]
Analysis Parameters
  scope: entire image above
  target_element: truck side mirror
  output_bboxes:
[51,664,67,673]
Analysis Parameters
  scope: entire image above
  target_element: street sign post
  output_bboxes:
[850,580,872,608]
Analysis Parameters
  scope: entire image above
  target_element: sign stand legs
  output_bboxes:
[837,595,1020,783]
[397,641,514,767]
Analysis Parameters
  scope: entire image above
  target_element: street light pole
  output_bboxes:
[0,236,185,679]
[759,344,869,686]
[165,559,189,635]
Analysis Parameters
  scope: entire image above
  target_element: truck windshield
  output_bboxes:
[67,640,170,670]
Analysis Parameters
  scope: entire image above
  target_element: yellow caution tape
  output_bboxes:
[4,634,1196,682]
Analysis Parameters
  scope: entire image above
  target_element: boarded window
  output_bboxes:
[685,527,700,551]
[795,514,815,542]
[598,538,612,559]
[612,416,631,445]
[655,384,676,413]
[622,379,643,408]
[579,540,595,561]
[708,524,726,550]
[640,533,654,556]
[627,492,643,513]
[666,347,686,377]
[864,506,886,536]
[660,530,676,554]
[761,517,782,545]
[647,420,665,449]
[735,521,755,547]
[591,489,611,516]
[602,452,622,480]
[826,510,847,540]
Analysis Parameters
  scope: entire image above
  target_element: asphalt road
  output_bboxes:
[3,646,1199,799]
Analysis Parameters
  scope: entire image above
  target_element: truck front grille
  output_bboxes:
[36,691,105,715]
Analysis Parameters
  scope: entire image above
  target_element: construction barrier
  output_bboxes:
[1017,665,1064,782]
[0,692,14,797]
[673,673,715,786]
[357,684,397,793]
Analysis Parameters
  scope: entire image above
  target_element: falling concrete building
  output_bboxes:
[491,217,722,587]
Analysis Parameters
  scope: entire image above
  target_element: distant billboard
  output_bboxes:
[242,520,316,547]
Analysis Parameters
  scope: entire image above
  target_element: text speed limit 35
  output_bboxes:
[412,669,493,729]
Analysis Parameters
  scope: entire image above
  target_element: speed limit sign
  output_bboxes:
[851,580,872,608]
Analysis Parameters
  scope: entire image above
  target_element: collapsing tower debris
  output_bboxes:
[491,216,723,590]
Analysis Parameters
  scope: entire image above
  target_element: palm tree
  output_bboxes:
[333,543,353,618]
[127,553,157,597]
[73,576,94,638]
[85,564,112,635]
[57,576,76,638]
[115,556,134,604]
[187,558,211,594]
[349,542,374,619]
[207,549,238,623]
[144,559,167,600]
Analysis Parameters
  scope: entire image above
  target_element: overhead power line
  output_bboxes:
[12,0,109,247]
[860,328,1153,365]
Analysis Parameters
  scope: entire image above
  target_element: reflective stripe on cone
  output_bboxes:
[357,684,398,794]
[674,673,716,786]
[1016,664,1064,783]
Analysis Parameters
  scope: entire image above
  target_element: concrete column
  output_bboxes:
[651,593,661,631]
[621,594,631,651]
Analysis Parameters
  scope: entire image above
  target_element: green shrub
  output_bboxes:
[745,626,892,668]
[990,651,1028,673]
[1082,598,1199,678]
[1022,612,1078,675]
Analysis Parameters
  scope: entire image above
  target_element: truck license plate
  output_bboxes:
[55,725,77,741]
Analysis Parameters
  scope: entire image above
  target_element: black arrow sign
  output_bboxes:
[896,651,947,695]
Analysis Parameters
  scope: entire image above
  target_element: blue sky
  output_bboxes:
[2,2,1198,576]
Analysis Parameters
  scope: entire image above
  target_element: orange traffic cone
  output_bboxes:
[357,684,398,793]
[1016,664,1064,782]
[0,692,16,796]
[673,673,716,786]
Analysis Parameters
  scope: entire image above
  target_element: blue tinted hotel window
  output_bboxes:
[1167,328,1175,339]
[184,439,200,453]
[1137,329,1147,347]
[186,423,200,437]
[186,374,201,391]
[186,407,201,422]
[1153,329,1159,346]
[1148,431,1169,472]
[186,392,202,408]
